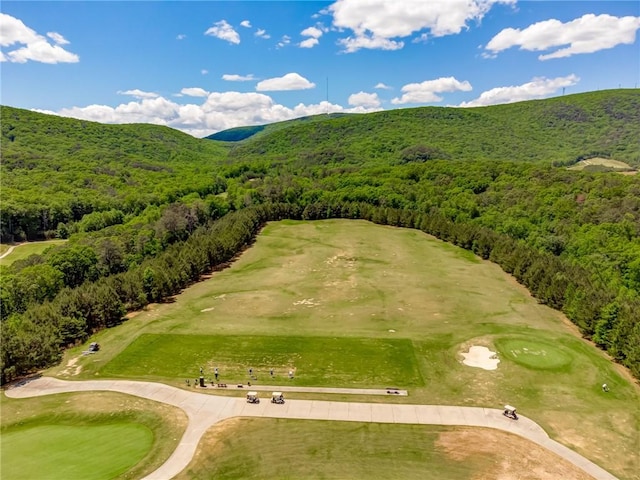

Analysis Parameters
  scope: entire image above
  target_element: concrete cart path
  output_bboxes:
[5,377,617,480]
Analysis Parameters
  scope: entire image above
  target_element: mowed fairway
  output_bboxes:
[177,419,593,480]
[52,220,639,478]
[0,239,66,266]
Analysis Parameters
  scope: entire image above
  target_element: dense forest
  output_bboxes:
[1,89,639,384]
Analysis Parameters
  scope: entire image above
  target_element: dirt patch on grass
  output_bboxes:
[436,427,592,480]
[59,356,82,377]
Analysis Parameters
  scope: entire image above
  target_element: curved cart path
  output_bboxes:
[5,377,617,480]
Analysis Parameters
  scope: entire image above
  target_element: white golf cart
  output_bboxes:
[271,392,285,404]
[246,391,260,404]
[503,405,518,420]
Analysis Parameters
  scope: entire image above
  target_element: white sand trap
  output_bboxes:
[461,346,500,370]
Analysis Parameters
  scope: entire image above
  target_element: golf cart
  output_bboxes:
[246,391,260,404]
[503,405,518,420]
[271,392,285,404]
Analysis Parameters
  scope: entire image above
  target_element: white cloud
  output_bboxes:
[201,69,209,75]
[374,82,392,90]
[222,73,256,82]
[301,26,323,39]
[486,14,640,60]
[255,28,270,39]
[300,38,319,48]
[46,32,69,45]
[181,87,209,97]
[328,0,515,52]
[240,20,252,28]
[339,34,403,53]
[204,20,240,44]
[0,13,79,63]
[458,75,580,107]
[392,77,472,104]
[299,25,323,48]
[176,34,186,40]
[256,72,316,91]
[118,89,159,99]
[348,91,381,108]
[46,90,378,137]
[277,35,291,48]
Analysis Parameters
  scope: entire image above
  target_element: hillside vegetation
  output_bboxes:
[1,107,229,241]
[226,89,640,166]
[1,90,639,384]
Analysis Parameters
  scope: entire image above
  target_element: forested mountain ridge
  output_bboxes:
[226,89,640,167]
[1,107,229,241]
[1,90,639,383]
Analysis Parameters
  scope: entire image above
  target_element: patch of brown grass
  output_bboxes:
[436,427,594,480]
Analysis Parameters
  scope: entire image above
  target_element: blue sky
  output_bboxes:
[1,1,639,137]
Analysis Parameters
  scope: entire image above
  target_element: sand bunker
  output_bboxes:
[461,346,500,370]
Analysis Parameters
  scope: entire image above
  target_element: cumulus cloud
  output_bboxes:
[255,28,270,39]
[392,77,472,104]
[0,13,79,63]
[204,20,240,44]
[300,38,319,48]
[277,35,291,48]
[240,20,252,28]
[256,72,316,91]
[176,34,186,40]
[348,91,381,108]
[118,89,159,99]
[46,90,378,138]
[485,13,640,60]
[301,26,323,39]
[222,73,256,82]
[201,69,209,75]
[181,87,209,97]
[458,75,580,107]
[299,25,323,48]
[328,0,515,52]
[374,82,392,90]
[46,32,69,45]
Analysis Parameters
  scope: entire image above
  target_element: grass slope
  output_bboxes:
[53,219,639,479]
[178,419,593,480]
[0,240,66,267]
[229,89,640,166]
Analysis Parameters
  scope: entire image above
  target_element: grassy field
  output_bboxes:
[41,220,639,478]
[0,391,187,480]
[567,157,636,171]
[0,240,66,266]
[177,419,592,480]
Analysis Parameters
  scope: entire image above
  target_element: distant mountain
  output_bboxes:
[205,113,352,142]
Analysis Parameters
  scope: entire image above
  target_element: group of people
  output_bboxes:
[186,366,296,387]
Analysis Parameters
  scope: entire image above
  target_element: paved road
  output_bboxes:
[5,377,617,480]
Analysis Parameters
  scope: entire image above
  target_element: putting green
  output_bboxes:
[495,338,572,371]
[0,423,153,480]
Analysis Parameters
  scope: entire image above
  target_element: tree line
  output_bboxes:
[1,200,638,383]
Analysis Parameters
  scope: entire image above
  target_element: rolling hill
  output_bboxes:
[223,89,640,167]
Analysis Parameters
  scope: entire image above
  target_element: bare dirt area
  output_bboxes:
[58,356,83,377]
[436,428,594,480]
